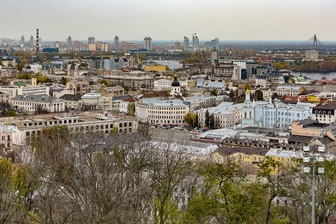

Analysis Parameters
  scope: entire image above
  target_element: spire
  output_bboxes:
[244,88,251,106]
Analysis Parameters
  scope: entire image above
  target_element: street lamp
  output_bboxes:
[303,145,325,224]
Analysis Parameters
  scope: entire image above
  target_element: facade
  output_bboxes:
[154,78,173,91]
[196,102,244,128]
[143,37,152,51]
[114,36,119,51]
[66,80,90,95]
[0,123,15,148]
[184,95,226,111]
[183,36,190,52]
[275,85,304,97]
[242,89,312,129]
[212,146,266,165]
[213,62,241,80]
[59,94,82,110]
[12,94,65,113]
[2,112,138,144]
[170,76,181,96]
[81,92,113,111]
[312,103,336,124]
[192,33,199,51]
[136,98,189,125]
[103,75,154,89]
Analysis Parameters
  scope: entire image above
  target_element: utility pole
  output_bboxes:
[303,145,325,224]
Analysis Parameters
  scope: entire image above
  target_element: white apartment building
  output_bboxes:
[184,95,226,111]
[213,62,241,80]
[81,92,113,111]
[136,98,189,125]
[12,94,65,113]
[154,78,172,91]
[312,103,336,124]
[196,102,244,128]
[0,79,49,103]
[275,85,304,97]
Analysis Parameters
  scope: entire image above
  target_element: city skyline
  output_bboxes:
[1,0,336,41]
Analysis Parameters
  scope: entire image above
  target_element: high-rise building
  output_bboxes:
[29,35,34,47]
[143,37,152,51]
[205,38,219,51]
[20,35,25,45]
[88,37,95,44]
[66,36,72,48]
[114,36,119,52]
[192,33,199,51]
[183,36,190,51]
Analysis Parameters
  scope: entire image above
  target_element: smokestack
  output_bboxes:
[36,28,39,55]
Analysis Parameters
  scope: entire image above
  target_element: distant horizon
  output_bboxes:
[3,37,336,45]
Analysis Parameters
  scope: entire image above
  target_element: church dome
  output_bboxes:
[171,76,180,87]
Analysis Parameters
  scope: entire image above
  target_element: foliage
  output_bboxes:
[100,79,111,86]
[254,89,264,101]
[205,109,210,127]
[17,73,32,80]
[184,112,195,126]
[210,89,218,96]
[127,102,135,116]
[209,114,215,129]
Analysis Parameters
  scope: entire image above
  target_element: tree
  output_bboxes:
[205,110,210,128]
[210,89,217,96]
[7,109,17,117]
[184,112,195,126]
[193,113,199,128]
[209,114,215,129]
[229,89,235,102]
[100,79,111,87]
[60,76,67,85]
[127,102,135,116]
[254,89,264,101]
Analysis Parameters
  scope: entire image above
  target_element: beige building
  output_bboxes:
[12,94,65,113]
[136,98,189,125]
[66,79,90,95]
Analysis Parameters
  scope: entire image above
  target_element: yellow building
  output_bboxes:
[307,95,321,103]
[144,65,167,72]
[212,147,266,165]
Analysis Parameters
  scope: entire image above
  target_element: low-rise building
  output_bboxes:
[12,94,65,113]
[312,103,336,124]
[196,102,244,128]
[136,98,189,125]
[275,85,305,97]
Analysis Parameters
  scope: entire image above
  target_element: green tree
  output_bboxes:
[184,112,195,125]
[193,113,199,128]
[209,114,215,129]
[7,109,17,117]
[254,89,264,101]
[210,89,218,96]
[205,110,210,127]
[100,79,110,86]
[127,102,135,116]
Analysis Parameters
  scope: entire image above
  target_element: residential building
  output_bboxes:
[66,79,90,95]
[0,112,138,144]
[213,62,241,80]
[196,102,244,128]
[103,75,154,89]
[212,146,266,173]
[242,90,312,129]
[184,95,226,111]
[192,33,199,51]
[312,103,336,124]
[275,85,305,97]
[59,94,82,110]
[136,98,189,125]
[12,94,65,113]
[183,36,190,52]
[114,36,119,51]
[143,37,152,51]
[205,38,219,51]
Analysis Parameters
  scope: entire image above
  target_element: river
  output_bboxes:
[291,72,336,80]
[152,60,183,70]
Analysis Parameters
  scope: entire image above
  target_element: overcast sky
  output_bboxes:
[1,0,335,42]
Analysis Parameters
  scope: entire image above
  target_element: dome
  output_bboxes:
[171,76,180,87]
